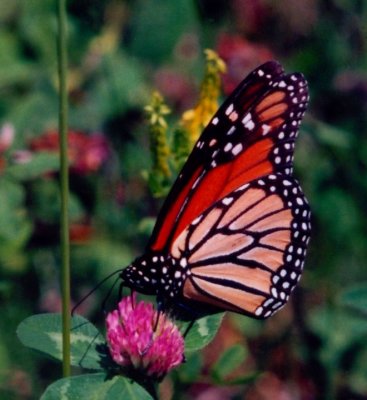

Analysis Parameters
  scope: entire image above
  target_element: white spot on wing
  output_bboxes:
[242,113,255,130]
[255,307,263,316]
[262,124,271,135]
[225,104,234,115]
[245,120,255,131]
[232,143,243,156]
[227,126,236,135]
[192,215,203,225]
[180,258,187,267]
[242,113,251,124]
[224,142,233,152]
[222,197,233,205]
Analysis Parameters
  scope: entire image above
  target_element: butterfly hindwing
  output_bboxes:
[170,173,311,318]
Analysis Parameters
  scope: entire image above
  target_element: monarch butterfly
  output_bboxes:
[121,61,311,320]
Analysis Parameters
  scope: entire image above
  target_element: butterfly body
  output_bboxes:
[121,61,311,320]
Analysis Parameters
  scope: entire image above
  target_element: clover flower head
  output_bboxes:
[106,293,184,380]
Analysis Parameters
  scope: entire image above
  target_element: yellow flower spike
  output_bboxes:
[172,125,193,171]
[204,49,227,74]
[145,92,172,196]
[180,49,227,146]
[145,92,171,129]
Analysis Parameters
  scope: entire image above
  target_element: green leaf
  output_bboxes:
[0,178,32,246]
[19,0,59,66]
[340,283,367,316]
[128,0,198,63]
[41,373,153,400]
[6,152,60,180]
[72,51,148,130]
[305,119,350,149]
[220,373,258,386]
[137,217,155,237]
[17,313,107,370]
[8,92,59,137]
[30,179,85,223]
[211,344,248,382]
[309,305,367,373]
[348,343,367,394]
[0,32,36,88]
[177,352,202,382]
[182,313,224,353]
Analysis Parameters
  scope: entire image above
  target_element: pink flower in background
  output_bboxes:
[29,130,110,174]
[216,33,274,94]
[0,123,14,152]
[0,123,15,172]
[154,67,196,111]
[106,293,184,380]
[231,0,269,35]
[12,150,33,164]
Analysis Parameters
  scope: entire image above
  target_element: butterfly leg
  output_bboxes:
[101,275,123,314]
[154,311,162,332]
[182,319,195,338]
[153,305,163,331]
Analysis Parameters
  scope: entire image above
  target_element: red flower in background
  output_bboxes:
[231,0,270,35]
[26,130,111,244]
[216,33,274,94]
[29,130,110,175]
[154,68,196,111]
[0,123,14,173]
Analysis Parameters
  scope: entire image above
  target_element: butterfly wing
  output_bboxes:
[123,61,311,318]
[148,61,309,257]
[170,173,311,318]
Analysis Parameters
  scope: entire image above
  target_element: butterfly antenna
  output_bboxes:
[101,274,124,314]
[71,268,124,316]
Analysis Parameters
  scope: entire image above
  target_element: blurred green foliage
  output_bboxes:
[1,0,367,399]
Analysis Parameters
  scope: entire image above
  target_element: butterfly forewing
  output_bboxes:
[149,61,309,254]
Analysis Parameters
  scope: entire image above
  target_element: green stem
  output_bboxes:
[57,0,71,378]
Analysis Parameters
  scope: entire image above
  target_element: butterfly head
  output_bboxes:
[121,253,188,301]
[120,256,159,295]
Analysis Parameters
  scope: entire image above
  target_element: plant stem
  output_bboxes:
[57,0,71,378]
